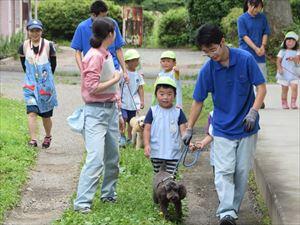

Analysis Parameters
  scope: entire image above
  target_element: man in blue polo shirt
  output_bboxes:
[182,24,266,225]
[71,0,128,81]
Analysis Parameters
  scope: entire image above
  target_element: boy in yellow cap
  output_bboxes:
[144,76,187,174]
[119,49,145,146]
[152,51,183,108]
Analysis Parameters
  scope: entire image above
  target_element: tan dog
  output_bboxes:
[129,115,145,149]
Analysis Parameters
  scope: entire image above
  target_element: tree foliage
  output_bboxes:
[37,0,122,41]
[221,7,243,47]
[187,0,243,40]
[158,7,189,47]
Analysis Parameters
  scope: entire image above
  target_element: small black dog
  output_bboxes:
[153,163,187,220]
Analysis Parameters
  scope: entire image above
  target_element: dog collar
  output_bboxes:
[156,175,174,189]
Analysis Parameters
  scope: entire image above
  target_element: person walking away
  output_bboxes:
[119,49,145,147]
[182,24,266,225]
[19,19,57,148]
[237,0,270,108]
[73,17,121,213]
[276,31,300,109]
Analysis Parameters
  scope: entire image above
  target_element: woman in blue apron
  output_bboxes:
[19,19,57,148]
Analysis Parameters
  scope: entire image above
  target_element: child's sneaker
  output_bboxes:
[119,135,126,147]
[42,136,52,148]
[291,98,298,109]
[28,140,37,147]
[282,99,289,109]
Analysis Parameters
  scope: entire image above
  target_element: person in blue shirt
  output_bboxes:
[71,0,128,81]
[182,24,266,225]
[238,0,270,108]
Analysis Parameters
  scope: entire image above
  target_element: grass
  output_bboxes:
[0,32,24,60]
[54,146,183,225]
[0,97,37,223]
[248,171,271,225]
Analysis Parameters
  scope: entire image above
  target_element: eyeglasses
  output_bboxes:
[203,44,221,57]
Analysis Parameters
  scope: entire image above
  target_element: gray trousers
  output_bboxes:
[74,103,119,210]
[214,134,257,219]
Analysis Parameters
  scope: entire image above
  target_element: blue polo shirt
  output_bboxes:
[71,17,125,70]
[237,12,270,63]
[193,48,265,140]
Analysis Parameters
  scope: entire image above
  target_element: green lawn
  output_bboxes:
[54,146,179,225]
[0,97,37,222]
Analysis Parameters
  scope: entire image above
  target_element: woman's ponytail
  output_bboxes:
[90,17,115,48]
[90,35,103,48]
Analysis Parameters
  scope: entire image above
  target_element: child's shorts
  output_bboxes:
[26,105,53,118]
[151,158,179,175]
[277,79,299,86]
[121,109,136,122]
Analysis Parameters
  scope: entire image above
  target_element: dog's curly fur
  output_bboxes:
[129,116,145,149]
[153,163,187,220]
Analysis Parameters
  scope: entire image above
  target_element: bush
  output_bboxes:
[142,10,155,46]
[141,0,185,12]
[290,0,300,23]
[187,0,243,42]
[0,32,24,60]
[158,7,189,47]
[36,0,122,41]
[221,7,243,47]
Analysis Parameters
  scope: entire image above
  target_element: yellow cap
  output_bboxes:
[160,50,176,60]
[124,49,140,61]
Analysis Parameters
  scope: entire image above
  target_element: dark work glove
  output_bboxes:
[182,128,193,145]
[243,108,258,132]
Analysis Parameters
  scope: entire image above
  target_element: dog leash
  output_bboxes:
[120,80,139,112]
[171,144,203,177]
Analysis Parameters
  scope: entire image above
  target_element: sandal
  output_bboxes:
[42,136,52,149]
[28,140,37,147]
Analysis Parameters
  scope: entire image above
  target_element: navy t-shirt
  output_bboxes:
[193,48,265,140]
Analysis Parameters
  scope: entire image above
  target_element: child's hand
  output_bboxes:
[144,145,151,158]
[173,66,180,80]
[113,71,121,82]
[140,102,144,109]
[195,140,205,150]
[189,143,197,152]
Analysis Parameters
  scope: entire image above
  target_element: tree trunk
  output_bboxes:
[264,0,293,36]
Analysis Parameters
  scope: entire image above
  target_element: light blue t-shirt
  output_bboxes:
[193,48,265,140]
[120,70,145,110]
[237,12,270,63]
[146,105,186,160]
[71,17,125,70]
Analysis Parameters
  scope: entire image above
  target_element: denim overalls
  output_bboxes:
[22,38,57,113]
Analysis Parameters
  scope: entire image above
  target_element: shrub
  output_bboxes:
[36,0,122,41]
[158,7,189,47]
[141,0,185,12]
[142,10,155,46]
[0,32,24,59]
[187,0,243,42]
[221,7,243,47]
[290,0,300,23]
